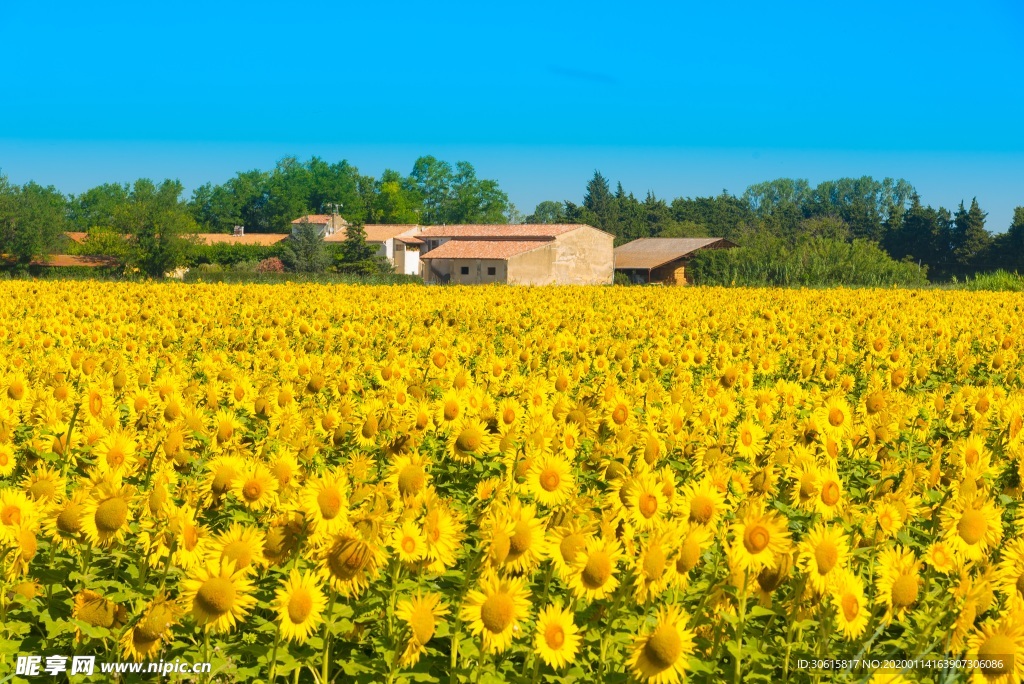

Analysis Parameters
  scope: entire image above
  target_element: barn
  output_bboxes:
[614,237,737,285]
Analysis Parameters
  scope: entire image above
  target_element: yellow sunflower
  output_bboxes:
[830,568,869,640]
[628,604,695,684]
[396,591,449,666]
[568,536,623,601]
[875,546,922,625]
[534,602,581,670]
[729,506,792,574]
[230,462,279,511]
[80,480,135,548]
[798,523,851,595]
[274,569,327,644]
[180,560,257,633]
[525,455,575,508]
[966,612,1024,684]
[460,572,531,654]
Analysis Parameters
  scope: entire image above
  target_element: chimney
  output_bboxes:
[233,225,244,236]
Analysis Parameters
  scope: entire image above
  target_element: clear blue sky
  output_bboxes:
[1,0,1022,228]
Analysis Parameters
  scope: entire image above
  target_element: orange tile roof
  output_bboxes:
[420,240,549,260]
[193,233,289,246]
[614,238,737,270]
[32,255,117,268]
[65,232,89,243]
[323,225,421,243]
[418,224,583,239]
[291,214,333,224]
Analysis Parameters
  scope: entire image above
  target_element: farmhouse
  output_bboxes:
[325,224,424,276]
[614,237,737,285]
[418,224,614,285]
[291,213,348,238]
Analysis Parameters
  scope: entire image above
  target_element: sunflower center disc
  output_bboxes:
[644,624,682,670]
[958,510,987,545]
[582,550,612,588]
[95,498,128,533]
[545,624,565,649]
[480,593,514,633]
[288,589,313,623]
[196,577,236,617]
[890,574,918,608]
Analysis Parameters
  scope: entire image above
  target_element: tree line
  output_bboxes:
[1,157,1021,281]
[536,172,1024,281]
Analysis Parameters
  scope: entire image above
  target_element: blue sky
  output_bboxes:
[1,0,1022,228]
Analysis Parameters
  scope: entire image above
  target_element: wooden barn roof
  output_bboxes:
[614,238,736,270]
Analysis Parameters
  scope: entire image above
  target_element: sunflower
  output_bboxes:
[729,506,792,574]
[546,523,591,581]
[447,417,497,464]
[525,455,575,508]
[0,442,16,478]
[21,464,66,504]
[814,464,845,519]
[628,604,695,684]
[926,540,959,575]
[460,572,531,654]
[391,520,427,564]
[633,531,675,604]
[386,453,430,502]
[817,395,854,441]
[830,568,869,640]
[274,569,327,644]
[422,502,465,573]
[996,538,1024,607]
[300,470,350,540]
[396,591,449,666]
[798,523,851,595]
[230,462,279,511]
[180,560,257,633]
[943,496,1004,565]
[966,612,1024,684]
[120,595,180,661]
[73,589,127,632]
[208,523,267,570]
[678,478,728,530]
[500,500,547,574]
[42,492,86,550]
[671,524,710,590]
[626,474,669,531]
[875,546,921,624]
[80,480,135,548]
[319,526,387,598]
[169,505,209,571]
[211,408,243,451]
[534,602,581,670]
[568,536,623,601]
[202,455,245,504]
[734,418,767,460]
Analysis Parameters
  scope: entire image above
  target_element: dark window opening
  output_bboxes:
[460,266,469,275]
[487,267,496,276]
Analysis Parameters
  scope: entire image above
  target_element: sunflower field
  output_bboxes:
[2,282,1024,684]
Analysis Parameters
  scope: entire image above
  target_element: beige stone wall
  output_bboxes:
[506,244,557,285]
[423,259,509,283]
[550,227,615,285]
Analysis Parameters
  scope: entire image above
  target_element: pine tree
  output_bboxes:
[952,198,991,275]
[582,172,612,231]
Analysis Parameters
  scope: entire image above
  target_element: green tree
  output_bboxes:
[527,200,567,224]
[951,198,991,275]
[407,156,509,224]
[281,221,330,273]
[670,192,757,241]
[108,179,196,276]
[334,221,389,275]
[659,220,708,238]
[369,170,422,224]
[991,207,1024,271]
[69,183,130,231]
[0,177,69,265]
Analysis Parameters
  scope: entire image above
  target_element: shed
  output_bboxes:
[614,237,737,285]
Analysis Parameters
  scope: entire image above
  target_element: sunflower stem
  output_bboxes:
[733,569,748,684]
[62,402,80,476]
[269,621,282,683]
[321,588,337,684]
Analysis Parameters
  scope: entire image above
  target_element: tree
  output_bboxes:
[114,179,196,277]
[0,177,69,266]
[951,198,991,275]
[69,183,130,231]
[369,170,421,224]
[658,220,708,238]
[991,207,1024,272]
[281,221,330,273]
[334,221,390,275]
[527,201,567,224]
[883,194,954,279]
[407,157,509,224]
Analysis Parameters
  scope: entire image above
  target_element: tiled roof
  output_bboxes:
[32,255,117,268]
[614,238,736,270]
[417,224,585,239]
[194,233,289,246]
[291,214,333,224]
[420,240,549,260]
[65,232,88,243]
[323,224,421,243]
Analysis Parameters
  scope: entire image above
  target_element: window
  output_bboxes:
[487,267,496,276]
[460,266,469,275]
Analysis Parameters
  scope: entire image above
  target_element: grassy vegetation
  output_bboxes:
[957,270,1024,292]
[688,236,929,287]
